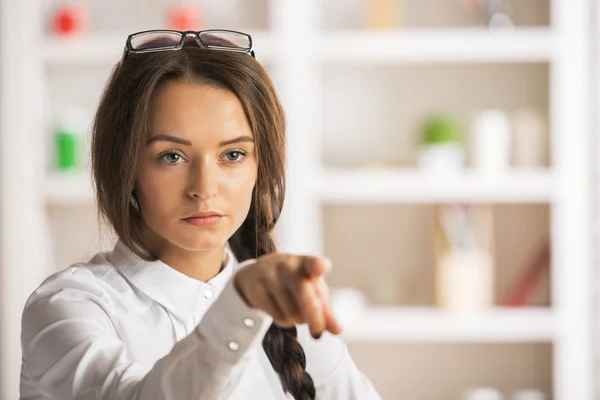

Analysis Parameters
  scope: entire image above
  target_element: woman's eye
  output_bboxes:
[225,151,246,163]
[160,152,184,164]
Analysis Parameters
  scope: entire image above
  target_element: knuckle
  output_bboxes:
[251,284,268,301]
[299,290,320,312]
[260,268,277,285]
[307,255,319,267]
[295,283,309,302]
[273,260,287,273]
[308,298,322,313]
[317,280,330,296]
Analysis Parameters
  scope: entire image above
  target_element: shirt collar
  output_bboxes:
[109,240,236,320]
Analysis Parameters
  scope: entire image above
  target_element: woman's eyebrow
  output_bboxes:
[146,134,192,146]
[146,134,254,147]
[219,136,255,147]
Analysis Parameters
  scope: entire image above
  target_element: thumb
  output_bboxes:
[302,257,332,278]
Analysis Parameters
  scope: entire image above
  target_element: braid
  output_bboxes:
[229,196,316,400]
[262,325,316,400]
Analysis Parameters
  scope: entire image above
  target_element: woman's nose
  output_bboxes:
[187,159,218,200]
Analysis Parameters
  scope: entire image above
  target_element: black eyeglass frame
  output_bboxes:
[121,29,256,61]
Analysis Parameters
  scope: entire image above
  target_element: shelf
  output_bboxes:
[315,168,554,203]
[45,168,554,208]
[44,34,123,65]
[45,172,94,205]
[44,30,274,65]
[317,28,554,63]
[43,29,552,65]
[341,306,554,343]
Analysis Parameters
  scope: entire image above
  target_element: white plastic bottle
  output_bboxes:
[463,387,504,400]
[472,109,511,174]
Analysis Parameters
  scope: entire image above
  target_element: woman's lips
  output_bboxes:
[183,215,222,226]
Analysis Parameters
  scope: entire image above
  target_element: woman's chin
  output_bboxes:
[170,235,227,253]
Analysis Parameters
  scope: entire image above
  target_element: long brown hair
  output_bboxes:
[91,44,316,399]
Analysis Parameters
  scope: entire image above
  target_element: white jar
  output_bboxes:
[463,387,504,400]
[436,248,494,312]
[472,109,511,174]
[417,142,466,173]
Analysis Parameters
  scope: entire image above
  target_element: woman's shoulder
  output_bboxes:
[22,248,138,319]
[28,250,111,294]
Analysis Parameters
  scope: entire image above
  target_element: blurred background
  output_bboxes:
[0,0,597,399]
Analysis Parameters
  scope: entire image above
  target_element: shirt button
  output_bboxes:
[204,289,214,299]
[243,317,256,328]
[228,341,240,351]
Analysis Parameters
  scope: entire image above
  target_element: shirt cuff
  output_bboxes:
[194,271,273,366]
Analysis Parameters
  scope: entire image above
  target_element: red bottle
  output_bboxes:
[54,4,86,36]
[169,3,202,31]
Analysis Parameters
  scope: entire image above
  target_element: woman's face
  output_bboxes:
[135,80,258,254]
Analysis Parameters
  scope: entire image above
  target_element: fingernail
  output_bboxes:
[312,332,322,339]
[322,258,332,272]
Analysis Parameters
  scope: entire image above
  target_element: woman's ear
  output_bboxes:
[131,190,139,211]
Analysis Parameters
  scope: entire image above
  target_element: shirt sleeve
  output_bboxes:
[297,325,383,400]
[21,267,272,400]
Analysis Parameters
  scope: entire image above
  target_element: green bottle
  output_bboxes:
[55,107,87,171]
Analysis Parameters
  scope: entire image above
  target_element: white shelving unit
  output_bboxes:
[277,1,592,399]
[341,307,555,343]
[43,30,274,65]
[46,169,556,206]
[314,169,555,203]
[44,172,94,205]
[318,28,555,63]
[0,0,594,399]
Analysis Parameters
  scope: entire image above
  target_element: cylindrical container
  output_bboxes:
[53,3,87,36]
[511,389,545,400]
[418,143,466,173]
[463,388,504,400]
[436,248,494,311]
[55,106,87,171]
[168,2,202,31]
[472,109,511,173]
[366,0,399,29]
[512,109,548,167]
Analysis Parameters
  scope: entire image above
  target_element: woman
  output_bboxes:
[20,30,381,399]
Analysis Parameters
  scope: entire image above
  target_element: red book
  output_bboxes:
[505,240,551,307]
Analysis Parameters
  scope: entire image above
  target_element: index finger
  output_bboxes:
[301,257,332,279]
[314,278,343,335]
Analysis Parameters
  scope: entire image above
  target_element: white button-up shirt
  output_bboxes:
[20,241,381,399]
